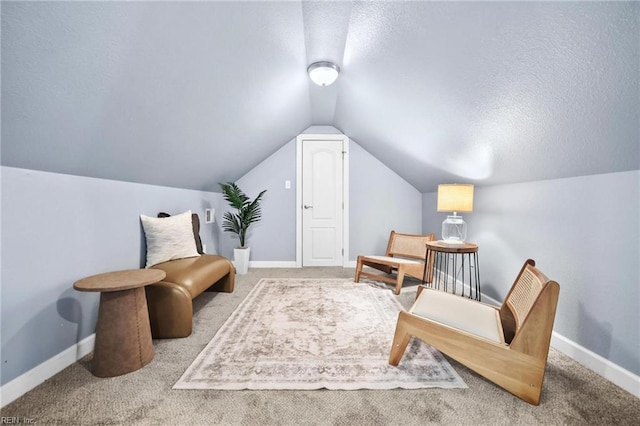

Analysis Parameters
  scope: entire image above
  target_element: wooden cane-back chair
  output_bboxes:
[355,230,435,294]
[389,259,560,405]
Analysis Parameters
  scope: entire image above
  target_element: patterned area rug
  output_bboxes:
[174,278,466,390]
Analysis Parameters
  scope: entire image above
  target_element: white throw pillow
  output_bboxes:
[140,210,200,268]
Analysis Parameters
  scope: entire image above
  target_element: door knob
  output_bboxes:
[304,205,313,209]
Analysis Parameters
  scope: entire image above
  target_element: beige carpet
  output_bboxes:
[2,267,640,425]
[174,278,466,390]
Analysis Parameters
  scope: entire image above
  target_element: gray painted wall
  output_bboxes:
[0,166,220,385]
[1,131,423,384]
[219,128,423,262]
[422,170,640,375]
[219,141,298,261]
[349,141,422,258]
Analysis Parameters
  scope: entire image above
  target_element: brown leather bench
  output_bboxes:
[143,212,235,339]
[145,255,235,338]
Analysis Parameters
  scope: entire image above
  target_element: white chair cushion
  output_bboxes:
[411,289,503,343]
[362,255,422,265]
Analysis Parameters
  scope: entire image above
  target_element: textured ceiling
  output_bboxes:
[2,1,638,193]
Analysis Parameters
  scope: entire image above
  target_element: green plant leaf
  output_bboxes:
[218,183,267,248]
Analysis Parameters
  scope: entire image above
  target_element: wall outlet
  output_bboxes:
[202,244,207,254]
[205,208,215,223]
[285,180,291,189]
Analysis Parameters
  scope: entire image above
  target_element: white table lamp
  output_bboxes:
[437,184,474,243]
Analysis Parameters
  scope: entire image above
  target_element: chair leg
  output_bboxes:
[395,267,406,295]
[389,312,413,365]
[355,256,363,282]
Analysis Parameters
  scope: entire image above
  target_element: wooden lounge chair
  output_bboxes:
[355,230,435,295]
[389,259,560,405]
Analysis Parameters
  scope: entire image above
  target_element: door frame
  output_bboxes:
[296,134,349,268]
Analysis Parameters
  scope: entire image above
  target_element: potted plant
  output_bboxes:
[219,182,267,274]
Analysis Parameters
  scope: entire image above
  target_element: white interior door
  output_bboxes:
[302,140,344,266]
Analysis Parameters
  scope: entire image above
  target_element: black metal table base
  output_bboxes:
[423,250,481,301]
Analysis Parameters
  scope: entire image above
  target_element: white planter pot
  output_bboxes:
[234,247,250,275]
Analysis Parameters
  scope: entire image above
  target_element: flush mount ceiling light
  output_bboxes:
[307,61,340,86]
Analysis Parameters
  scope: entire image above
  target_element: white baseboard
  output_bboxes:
[246,261,298,268]
[1,333,95,408]
[241,261,353,268]
[551,332,640,398]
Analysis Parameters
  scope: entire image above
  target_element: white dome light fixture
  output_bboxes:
[307,61,340,86]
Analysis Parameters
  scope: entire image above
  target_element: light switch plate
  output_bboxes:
[205,208,215,223]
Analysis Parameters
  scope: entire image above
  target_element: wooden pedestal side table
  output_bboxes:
[423,241,481,301]
[74,269,166,377]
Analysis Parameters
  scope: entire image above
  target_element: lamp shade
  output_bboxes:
[437,184,474,213]
[307,61,340,86]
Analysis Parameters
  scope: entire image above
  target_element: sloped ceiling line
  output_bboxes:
[1,1,638,193]
[301,1,354,126]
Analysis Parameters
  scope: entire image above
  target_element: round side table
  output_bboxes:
[423,241,481,300]
[74,269,166,377]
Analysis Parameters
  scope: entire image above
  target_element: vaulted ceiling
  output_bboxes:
[2,1,638,193]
